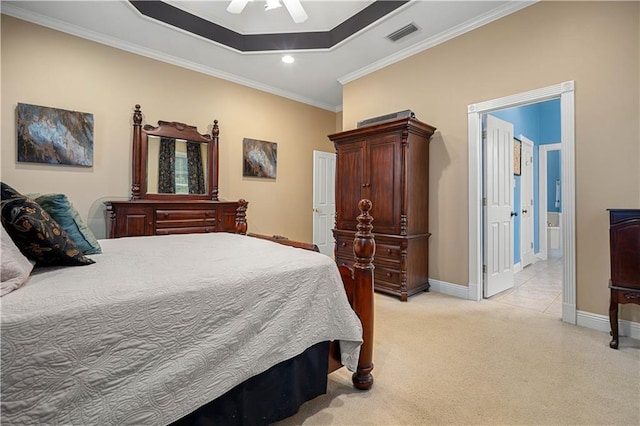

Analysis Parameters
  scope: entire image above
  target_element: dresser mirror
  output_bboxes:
[130,104,219,200]
[146,136,209,195]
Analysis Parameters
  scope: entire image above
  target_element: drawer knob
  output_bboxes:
[386,272,392,277]
[386,248,392,254]
[341,242,347,247]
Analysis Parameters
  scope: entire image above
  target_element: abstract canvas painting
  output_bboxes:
[243,138,277,179]
[16,103,94,166]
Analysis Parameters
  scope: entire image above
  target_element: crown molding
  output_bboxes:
[339,0,536,85]
[1,4,340,112]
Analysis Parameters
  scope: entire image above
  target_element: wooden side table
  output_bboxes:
[607,209,640,349]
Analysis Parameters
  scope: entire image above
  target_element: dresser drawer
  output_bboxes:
[156,226,216,235]
[156,209,217,221]
[156,209,217,230]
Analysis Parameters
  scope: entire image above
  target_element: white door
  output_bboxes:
[313,150,336,257]
[484,115,515,297]
[520,136,535,267]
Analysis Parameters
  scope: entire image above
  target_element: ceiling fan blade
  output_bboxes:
[282,0,308,23]
[227,0,251,14]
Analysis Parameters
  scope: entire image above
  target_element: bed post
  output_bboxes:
[235,199,248,235]
[352,199,375,390]
[131,104,143,200]
[211,120,220,201]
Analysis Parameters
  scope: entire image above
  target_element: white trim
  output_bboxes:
[513,262,522,274]
[339,1,536,85]
[519,136,535,268]
[428,279,470,300]
[577,311,640,342]
[538,143,562,261]
[467,81,577,325]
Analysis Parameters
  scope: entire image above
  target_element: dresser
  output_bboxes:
[105,200,242,238]
[107,105,248,239]
[329,117,437,301]
[608,209,640,349]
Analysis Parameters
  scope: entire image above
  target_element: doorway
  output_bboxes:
[312,150,336,257]
[468,81,577,325]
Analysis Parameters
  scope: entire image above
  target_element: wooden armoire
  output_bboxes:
[329,117,436,301]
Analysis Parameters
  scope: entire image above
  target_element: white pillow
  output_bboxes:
[1,224,35,296]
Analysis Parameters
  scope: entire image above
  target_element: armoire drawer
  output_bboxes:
[335,236,354,259]
[374,241,402,264]
[374,265,401,287]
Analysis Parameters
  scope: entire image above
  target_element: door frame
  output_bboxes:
[519,135,535,268]
[468,81,576,324]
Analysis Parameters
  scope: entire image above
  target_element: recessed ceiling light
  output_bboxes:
[282,55,295,64]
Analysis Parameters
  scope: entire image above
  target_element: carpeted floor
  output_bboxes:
[276,292,640,425]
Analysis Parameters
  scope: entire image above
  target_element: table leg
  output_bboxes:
[609,291,619,349]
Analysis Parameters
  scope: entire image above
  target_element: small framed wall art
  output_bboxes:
[242,138,277,179]
[513,137,522,176]
[16,103,94,167]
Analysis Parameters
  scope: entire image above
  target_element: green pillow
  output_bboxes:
[35,194,102,255]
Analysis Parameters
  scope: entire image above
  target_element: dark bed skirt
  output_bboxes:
[170,341,330,426]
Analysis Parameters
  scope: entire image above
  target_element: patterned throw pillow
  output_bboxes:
[0,183,95,267]
[35,193,102,255]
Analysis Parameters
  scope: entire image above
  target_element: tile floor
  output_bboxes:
[489,249,563,317]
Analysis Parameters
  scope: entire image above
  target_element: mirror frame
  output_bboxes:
[131,104,219,201]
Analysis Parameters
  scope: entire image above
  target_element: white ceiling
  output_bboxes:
[2,1,534,111]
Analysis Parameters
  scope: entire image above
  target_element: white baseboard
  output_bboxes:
[513,262,522,273]
[577,310,640,340]
[428,279,470,300]
[430,278,640,340]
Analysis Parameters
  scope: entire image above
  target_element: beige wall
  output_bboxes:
[1,15,336,242]
[343,1,640,320]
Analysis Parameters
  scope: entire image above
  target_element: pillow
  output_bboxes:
[1,224,35,296]
[0,182,95,267]
[35,193,102,254]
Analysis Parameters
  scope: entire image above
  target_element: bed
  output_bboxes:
[0,107,375,425]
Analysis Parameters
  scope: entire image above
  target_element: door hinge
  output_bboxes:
[482,197,487,206]
[482,264,487,274]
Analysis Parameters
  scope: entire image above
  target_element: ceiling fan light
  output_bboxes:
[264,0,282,11]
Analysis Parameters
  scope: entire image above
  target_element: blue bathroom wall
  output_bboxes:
[488,98,560,265]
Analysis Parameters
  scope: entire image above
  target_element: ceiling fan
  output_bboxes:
[226,0,309,24]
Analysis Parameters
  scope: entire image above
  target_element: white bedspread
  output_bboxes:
[1,233,363,425]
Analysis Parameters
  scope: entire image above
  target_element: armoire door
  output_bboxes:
[335,141,365,232]
[366,134,402,234]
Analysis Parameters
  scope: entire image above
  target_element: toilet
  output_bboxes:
[547,212,561,250]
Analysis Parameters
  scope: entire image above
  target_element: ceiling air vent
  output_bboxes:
[385,23,419,42]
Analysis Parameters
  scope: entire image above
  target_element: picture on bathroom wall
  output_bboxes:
[242,138,277,179]
[16,103,94,166]
[513,137,521,176]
